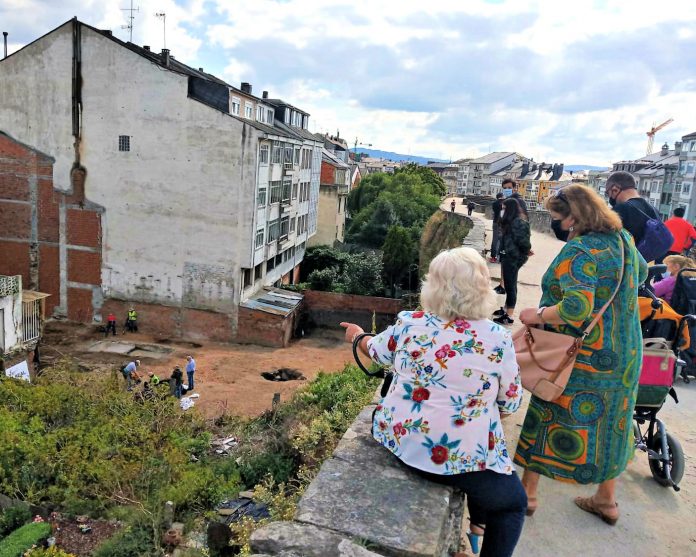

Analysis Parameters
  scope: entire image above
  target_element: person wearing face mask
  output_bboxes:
[605,171,659,247]
[516,184,647,526]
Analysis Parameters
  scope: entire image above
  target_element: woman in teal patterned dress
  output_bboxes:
[515,185,647,525]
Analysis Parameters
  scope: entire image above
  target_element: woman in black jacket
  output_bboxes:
[493,198,531,325]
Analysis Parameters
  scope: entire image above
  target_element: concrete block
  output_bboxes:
[250,521,384,557]
[295,457,455,557]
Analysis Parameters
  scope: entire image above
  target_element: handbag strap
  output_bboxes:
[579,233,626,339]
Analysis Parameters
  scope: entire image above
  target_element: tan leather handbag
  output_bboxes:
[513,238,625,402]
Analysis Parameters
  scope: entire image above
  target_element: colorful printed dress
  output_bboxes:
[368,311,523,475]
[514,230,648,483]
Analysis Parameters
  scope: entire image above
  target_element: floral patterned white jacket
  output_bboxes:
[368,310,523,475]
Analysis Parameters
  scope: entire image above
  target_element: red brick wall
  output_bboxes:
[235,306,295,348]
[101,299,235,343]
[0,133,102,321]
[0,201,31,239]
[302,290,402,332]
[67,250,101,285]
[0,241,30,283]
[320,161,336,185]
[67,209,101,248]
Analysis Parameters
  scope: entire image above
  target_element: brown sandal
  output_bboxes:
[526,495,538,517]
[574,496,619,525]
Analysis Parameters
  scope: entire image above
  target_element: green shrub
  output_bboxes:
[26,547,77,556]
[92,525,153,557]
[0,505,31,538]
[238,451,296,488]
[0,522,51,557]
[307,267,339,291]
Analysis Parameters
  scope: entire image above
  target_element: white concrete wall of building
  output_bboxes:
[78,26,264,314]
[0,22,74,192]
[0,278,22,354]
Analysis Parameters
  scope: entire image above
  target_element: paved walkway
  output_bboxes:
[443,198,696,556]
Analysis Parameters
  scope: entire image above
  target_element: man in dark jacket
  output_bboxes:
[467,201,476,216]
[171,366,184,399]
[606,171,659,246]
[489,193,504,262]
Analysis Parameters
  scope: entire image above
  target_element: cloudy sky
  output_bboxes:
[2,0,696,165]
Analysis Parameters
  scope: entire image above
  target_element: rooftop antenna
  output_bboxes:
[121,0,139,42]
[155,12,167,49]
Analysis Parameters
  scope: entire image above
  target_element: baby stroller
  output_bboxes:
[634,286,692,491]
[667,266,696,382]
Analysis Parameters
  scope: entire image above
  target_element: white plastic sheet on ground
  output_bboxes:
[6,360,30,382]
[180,396,195,411]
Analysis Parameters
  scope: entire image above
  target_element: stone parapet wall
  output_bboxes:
[250,404,465,557]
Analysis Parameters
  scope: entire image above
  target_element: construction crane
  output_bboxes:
[646,118,673,155]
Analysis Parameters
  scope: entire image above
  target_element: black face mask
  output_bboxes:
[608,196,617,208]
[551,219,569,242]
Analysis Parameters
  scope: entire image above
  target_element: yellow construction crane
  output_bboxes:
[646,118,674,155]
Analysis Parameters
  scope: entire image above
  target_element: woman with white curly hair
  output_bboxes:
[341,247,526,557]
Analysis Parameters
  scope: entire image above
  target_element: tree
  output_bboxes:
[394,163,447,197]
[339,252,384,296]
[382,226,415,297]
[348,197,400,248]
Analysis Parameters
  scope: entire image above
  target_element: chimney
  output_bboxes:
[241,82,252,94]
[661,142,669,156]
[675,141,682,155]
[521,162,529,176]
[262,90,269,99]
[161,48,170,67]
[143,45,150,51]
[198,67,204,72]
[3,31,8,59]
[102,30,112,36]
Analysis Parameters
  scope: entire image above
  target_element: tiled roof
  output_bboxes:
[470,152,515,164]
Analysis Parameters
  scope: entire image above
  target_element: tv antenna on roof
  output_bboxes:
[121,0,139,42]
[155,12,167,49]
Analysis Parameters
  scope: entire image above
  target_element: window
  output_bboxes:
[118,135,130,151]
[284,110,291,124]
[301,149,309,169]
[267,218,279,242]
[292,182,298,199]
[690,141,696,152]
[270,181,282,204]
[267,257,275,272]
[290,216,296,232]
[651,181,659,193]
[284,145,293,167]
[259,144,269,164]
[272,142,282,164]
[245,103,253,119]
[256,105,263,121]
[255,228,264,248]
[280,215,289,238]
[254,263,263,282]
[676,182,682,193]
[282,178,291,203]
[243,268,252,288]
[688,162,695,175]
[276,254,282,265]
[335,169,346,184]
[294,147,301,166]
[231,97,240,115]
[684,183,691,196]
[257,186,267,207]
[266,109,274,125]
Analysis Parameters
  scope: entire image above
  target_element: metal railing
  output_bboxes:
[21,299,42,343]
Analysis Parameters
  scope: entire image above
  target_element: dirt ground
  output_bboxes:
[40,320,356,418]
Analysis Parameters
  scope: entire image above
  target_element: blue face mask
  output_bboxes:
[502,189,513,198]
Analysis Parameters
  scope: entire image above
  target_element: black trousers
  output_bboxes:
[501,260,520,309]
[415,468,527,557]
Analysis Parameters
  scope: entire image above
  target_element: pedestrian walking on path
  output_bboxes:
[341,247,526,557]
[493,198,531,325]
[514,185,647,526]
[186,355,196,390]
[489,193,504,263]
[467,201,475,216]
[451,199,456,213]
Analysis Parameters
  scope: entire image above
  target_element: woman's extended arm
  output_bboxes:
[340,322,370,356]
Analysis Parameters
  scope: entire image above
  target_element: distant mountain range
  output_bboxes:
[355,149,608,172]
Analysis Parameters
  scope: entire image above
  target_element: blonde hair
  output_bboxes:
[420,247,496,320]
[664,255,696,276]
[546,185,622,235]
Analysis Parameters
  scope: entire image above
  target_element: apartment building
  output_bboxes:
[0,18,319,341]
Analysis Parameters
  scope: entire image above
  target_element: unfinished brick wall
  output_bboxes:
[0,132,103,319]
[302,290,402,331]
[235,306,296,348]
[320,161,336,185]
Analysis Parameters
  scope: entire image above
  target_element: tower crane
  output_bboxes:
[646,118,673,155]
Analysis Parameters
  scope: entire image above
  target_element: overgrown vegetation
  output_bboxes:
[0,505,31,540]
[0,522,51,557]
[0,361,379,556]
[419,211,473,274]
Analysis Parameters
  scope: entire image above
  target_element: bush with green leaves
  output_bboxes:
[0,505,31,539]
[25,548,76,557]
[0,521,51,557]
[92,524,153,557]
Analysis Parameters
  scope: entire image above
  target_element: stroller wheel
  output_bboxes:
[649,432,685,487]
